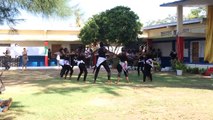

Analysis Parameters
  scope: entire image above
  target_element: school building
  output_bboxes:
[0,0,213,69]
[141,0,213,68]
[0,26,82,67]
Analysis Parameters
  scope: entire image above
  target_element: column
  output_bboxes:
[44,41,48,66]
[176,5,184,61]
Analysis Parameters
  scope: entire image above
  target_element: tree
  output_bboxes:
[78,6,142,47]
[78,18,99,45]
[187,7,206,19]
[0,0,73,27]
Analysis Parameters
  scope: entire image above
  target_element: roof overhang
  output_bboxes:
[160,0,213,7]
[143,18,205,30]
[141,36,205,42]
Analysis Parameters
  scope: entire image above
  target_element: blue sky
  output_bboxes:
[2,0,194,29]
[71,0,194,24]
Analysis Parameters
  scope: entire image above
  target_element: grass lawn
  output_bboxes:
[0,68,213,120]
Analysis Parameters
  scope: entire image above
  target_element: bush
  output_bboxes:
[174,60,187,71]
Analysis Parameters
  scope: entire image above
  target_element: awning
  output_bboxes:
[160,0,213,7]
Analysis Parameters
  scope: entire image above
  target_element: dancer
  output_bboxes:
[63,48,73,79]
[59,48,66,78]
[68,49,76,79]
[137,45,147,76]
[75,46,87,82]
[137,46,143,76]
[143,54,153,82]
[93,42,111,83]
[116,47,129,84]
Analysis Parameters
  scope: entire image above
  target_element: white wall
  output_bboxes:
[152,42,172,57]
[0,45,46,58]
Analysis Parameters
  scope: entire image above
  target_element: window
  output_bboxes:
[161,31,173,37]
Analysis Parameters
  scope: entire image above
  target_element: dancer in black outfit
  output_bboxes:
[76,46,88,82]
[116,47,129,84]
[143,54,153,82]
[59,48,66,78]
[137,45,146,76]
[93,42,111,83]
[68,49,76,79]
[137,55,145,77]
[63,48,73,79]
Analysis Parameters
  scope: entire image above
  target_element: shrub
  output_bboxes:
[174,60,187,71]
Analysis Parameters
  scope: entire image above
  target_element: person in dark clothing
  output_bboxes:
[48,48,52,66]
[93,42,111,83]
[116,47,129,84]
[143,54,153,82]
[156,48,162,59]
[63,48,73,79]
[75,46,88,82]
[170,50,177,60]
[138,55,146,77]
[68,49,76,79]
[3,48,11,70]
[59,48,66,78]
[137,46,146,77]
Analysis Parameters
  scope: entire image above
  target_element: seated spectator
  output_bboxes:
[0,98,13,112]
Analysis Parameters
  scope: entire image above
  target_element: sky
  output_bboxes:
[5,0,195,29]
[72,0,178,23]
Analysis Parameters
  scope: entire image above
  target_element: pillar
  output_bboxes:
[44,41,48,66]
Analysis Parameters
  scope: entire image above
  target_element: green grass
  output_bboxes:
[1,69,213,120]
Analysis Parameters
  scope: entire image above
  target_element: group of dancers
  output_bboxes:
[58,42,154,83]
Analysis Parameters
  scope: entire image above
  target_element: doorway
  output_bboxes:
[191,42,199,63]
[52,44,62,58]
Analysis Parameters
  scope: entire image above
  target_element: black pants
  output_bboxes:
[60,65,72,78]
[77,63,87,81]
[117,64,128,77]
[143,66,152,82]
[60,65,66,78]
[94,61,111,83]
[137,62,142,76]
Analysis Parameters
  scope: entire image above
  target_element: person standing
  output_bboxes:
[48,48,52,66]
[143,54,153,82]
[85,46,92,68]
[170,50,177,60]
[62,48,72,79]
[137,46,146,77]
[93,42,111,83]
[3,48,11,70]
[76,46,88,82]
[116,47,129,84]
[22,48,28,71]
[59,48,66,78]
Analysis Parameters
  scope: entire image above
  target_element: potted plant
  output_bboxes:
[174,60,186,76]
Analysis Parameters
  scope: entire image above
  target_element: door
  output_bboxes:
[52,44,61,58]
[191,42,199,63]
